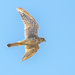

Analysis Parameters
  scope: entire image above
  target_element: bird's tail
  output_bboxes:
[7,41,25,47]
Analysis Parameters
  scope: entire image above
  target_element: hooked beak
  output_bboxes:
[45,40,46,42]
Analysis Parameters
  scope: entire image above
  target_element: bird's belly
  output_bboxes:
[25,38,40,45]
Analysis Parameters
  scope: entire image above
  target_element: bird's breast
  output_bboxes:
[25,38,41,45]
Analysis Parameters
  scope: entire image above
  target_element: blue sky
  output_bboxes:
[0,0,75,75]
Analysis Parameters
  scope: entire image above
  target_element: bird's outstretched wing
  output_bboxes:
[17,7,39,39]
[21,45,40,61]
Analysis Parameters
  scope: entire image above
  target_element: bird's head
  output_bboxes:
[40,37,46,42]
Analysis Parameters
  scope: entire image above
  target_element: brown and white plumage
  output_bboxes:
[7,7,46,61]
[17,7,39,39]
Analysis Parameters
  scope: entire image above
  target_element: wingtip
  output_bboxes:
[21,58,24,61]
[16,7,21,10]
[21,56,28,61]
[16,7,20,11]
[21,59,24,62]
[16,7,23,12]
[21,58,26,62]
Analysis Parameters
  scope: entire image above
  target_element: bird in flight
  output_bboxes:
[7,7,46,61]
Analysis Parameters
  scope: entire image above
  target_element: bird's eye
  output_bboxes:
[42,38,44,41]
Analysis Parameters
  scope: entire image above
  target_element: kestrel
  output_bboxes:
[7,7,46,61]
